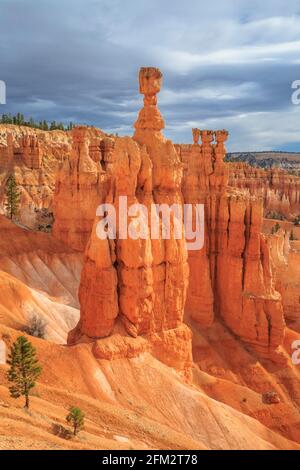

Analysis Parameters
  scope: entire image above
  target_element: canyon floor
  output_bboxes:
[0,216,300,450]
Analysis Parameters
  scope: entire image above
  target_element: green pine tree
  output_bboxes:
[5,174,20,220]
[7,336,42,409]
[66,406,85,436]
[0,113,77,130]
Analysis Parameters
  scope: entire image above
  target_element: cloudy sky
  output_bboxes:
[1,0,300,151]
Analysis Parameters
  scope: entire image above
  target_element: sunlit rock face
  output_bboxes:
[267,230,300,322]
[178,129,286,362]
[68,67,191,377]
[228,163,300,220]
[0,126,72,229]
[52,126,111,252]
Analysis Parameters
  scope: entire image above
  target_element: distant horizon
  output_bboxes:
[228,149,300,154]
[1,116,300,155]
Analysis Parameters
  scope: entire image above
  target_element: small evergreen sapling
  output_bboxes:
[7,336,42,409]
[66,406,85,436]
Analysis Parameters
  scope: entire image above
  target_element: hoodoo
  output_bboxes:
[67,67,192,377]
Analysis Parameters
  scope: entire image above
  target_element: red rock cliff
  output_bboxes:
[0,126,71,228]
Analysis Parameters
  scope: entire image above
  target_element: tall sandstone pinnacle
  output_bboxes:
[68,67,192,376]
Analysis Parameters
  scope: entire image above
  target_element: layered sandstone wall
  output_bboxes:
[268,231,300,321]
[0,126,72,228]
[228,162,300,220]
[52,126,112,251]
[0,131,43,170]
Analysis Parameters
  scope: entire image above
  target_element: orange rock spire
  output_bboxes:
[68,68,191,377]
[134,67,165,131]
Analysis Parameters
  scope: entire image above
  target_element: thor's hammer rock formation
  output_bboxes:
[68,67,192,377]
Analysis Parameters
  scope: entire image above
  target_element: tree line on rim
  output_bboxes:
[0,113,74,131]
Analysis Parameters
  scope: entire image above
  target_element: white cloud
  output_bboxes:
[165,106,300,151]
[154,40,300,74]
[160,83,260,105]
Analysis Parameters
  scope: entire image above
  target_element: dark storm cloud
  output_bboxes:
[1,0,300,150]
